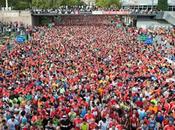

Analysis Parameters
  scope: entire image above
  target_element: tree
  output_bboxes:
[61,0,79,6]
[52,0,63,8]
[32,0,81,8]
[76,0,86,6]
[157,0,168,11]
[32,0,51,9]
[0,0,5,7]
[27,0,32,8]
[96,0,120,8]
[0,0,85,9]
[11,0,31,10]
[96,0,108,8]
[108,0,121,8]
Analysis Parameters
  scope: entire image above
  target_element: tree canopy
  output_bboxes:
[0,0,86,9]
[157,0,168,11]
[96,0,121,8]
[0,0,32,9]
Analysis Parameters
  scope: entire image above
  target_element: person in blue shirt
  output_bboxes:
[155,112,164,124]
[138,107,147,120]
[80,107,87,118]
[148,115,158,130]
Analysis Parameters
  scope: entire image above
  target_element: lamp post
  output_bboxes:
[5,0,8,10]
[152,0,154,9]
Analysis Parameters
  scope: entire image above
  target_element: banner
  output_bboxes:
[138,35,147,41]
[5,70,12,76]
[79,11,92,14]
[16,35,26,44]
[48,23,53,28]
[92,11,103,15]
[116,23,122,28]
[103,11,130,15]
[144,37,153,45]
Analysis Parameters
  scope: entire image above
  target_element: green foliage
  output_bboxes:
[96,0,108,8]
[96,0,121,8]
[0,0,85,9]
[0,0,5,7]
[52,0,63,8]
[157,0,168,11]
[32,0,85,9]
[13,0,30,10]
[61,0,82,6]
[32,0,51,9]
[0,0,32,10]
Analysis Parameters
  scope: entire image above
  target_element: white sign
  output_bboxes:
[92,11,103,14]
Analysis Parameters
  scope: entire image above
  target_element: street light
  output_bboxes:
[5,0,8,10]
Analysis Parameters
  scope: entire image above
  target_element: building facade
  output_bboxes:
[121,0,175,11]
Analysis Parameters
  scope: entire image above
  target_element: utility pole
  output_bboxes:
[5,0,8,10]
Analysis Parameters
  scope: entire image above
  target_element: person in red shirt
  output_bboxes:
[130,114,139,130]
[164,121,175,130]
[84,110,95,123]
[116,124,123,130]
[164,100,170,113]
[89,119,98,130]
[73,116,83,130]
[162,116,169,127]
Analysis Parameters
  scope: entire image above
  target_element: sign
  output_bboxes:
[92,11,103,15]
[48,23,53,28]
[16,35,26,43]
[5,70,12,76]
[144,37,153,45]
[79,11,92,15]
[138,35,147,41]
[116,23,122,28]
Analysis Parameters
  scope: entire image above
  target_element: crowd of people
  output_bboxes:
[32,6,97,15]
[0,19,175,130]
[31,6,130,15]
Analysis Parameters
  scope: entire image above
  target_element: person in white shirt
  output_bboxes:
[98,118,109,130]
[7,116,19,130]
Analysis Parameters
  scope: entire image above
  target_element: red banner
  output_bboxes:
[103,11,130,15]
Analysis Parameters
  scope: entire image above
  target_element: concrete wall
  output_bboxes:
[0,11,32,25]
[137,18,173,28]
[163,11,175,26]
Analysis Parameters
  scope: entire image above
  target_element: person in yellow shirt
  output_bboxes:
[98,87,104,96]
[148,102,158,114]
[81,120,89,130]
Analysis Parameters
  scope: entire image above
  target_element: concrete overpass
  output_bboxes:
[0,10,174,27]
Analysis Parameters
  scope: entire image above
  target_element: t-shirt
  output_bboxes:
[164,125,175,130]
[98,120,109,130]
[89,122,98,130]
[148,119,156,129]
[74,118,83,128]
[7,119,19,130]
[138,109,146,120]
[81,123,88,130]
